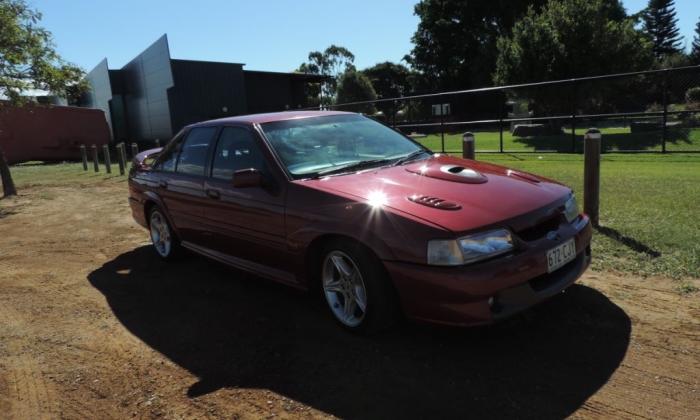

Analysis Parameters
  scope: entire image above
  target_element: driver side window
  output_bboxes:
[154,133,184,172]
[211,127,266,180]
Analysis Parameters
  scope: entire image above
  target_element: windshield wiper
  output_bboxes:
[392,149,429,166]
[313,158,394,178]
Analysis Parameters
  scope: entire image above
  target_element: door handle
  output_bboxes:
[206,189,221,199]
[158,180,168,189]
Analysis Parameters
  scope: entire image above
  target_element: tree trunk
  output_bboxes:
[0,147,17,197]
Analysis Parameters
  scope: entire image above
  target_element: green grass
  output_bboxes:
[8,162,127,188]
[476,153,700,279]
[3,156,699,279]
[417,126,700,153]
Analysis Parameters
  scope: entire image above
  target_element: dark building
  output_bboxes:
[83,35,325,143]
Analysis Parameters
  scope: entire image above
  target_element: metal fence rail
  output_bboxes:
[305,65,700,154]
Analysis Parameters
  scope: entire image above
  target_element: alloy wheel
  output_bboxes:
[149,211,172,257]
[322,250,368,327]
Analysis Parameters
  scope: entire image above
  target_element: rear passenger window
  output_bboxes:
[211,127,265,180]
[176,127,217,176]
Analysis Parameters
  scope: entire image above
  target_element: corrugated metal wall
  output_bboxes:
[244,71,307,114]
[168,59,247,133]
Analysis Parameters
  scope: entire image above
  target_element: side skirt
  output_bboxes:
[181,241,300,288]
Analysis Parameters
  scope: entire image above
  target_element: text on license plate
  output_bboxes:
[546,238,576,273]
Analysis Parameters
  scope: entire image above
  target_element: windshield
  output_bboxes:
[260,114,426,179]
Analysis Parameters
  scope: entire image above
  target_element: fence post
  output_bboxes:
[392,100,397,128]
[116,143,125,175]
[584,128,601,227]
[439,105,445,153]
[102,145,112,174]
[80,145,88,171]
[499,101,504,153]
[571,81,577,153]
[462,132,475,160]
[91,145,99,172]
[131,142,139,159]
[661,70,668,153]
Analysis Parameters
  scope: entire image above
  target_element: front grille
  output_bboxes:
[516,214,563,242]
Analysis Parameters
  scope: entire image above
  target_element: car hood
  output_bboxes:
[297,154,571,233]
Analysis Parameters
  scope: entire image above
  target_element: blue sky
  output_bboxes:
[32,0,700,74]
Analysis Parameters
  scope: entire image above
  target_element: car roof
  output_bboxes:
[188,110,356,127]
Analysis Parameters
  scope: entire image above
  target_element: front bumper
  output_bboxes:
[384,216,593,326]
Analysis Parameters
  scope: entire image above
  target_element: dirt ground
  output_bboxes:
[0,179,698,420]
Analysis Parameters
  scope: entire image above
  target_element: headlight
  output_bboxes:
[564,194,579,223]
[427,229,514,266]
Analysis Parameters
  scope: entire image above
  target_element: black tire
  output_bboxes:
[147,206,183,261]
[319,239,400,333]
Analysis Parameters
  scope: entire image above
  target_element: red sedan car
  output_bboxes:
[128,111,591,332]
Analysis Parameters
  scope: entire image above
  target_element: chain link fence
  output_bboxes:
[317,65,700,154]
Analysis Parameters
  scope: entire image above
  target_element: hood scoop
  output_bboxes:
[406,163,488,184]
[408,194,462,210]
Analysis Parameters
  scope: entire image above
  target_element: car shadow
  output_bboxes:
[88,246,631,419]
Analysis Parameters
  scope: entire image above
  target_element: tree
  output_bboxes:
[296,45,355,106]
[335,70,377,115]
[0,0,87,197]
[361,62,412,117]
[405,0,555,91]
[642,0,683,60]
[690,17,700,65]
[494,0,653,115]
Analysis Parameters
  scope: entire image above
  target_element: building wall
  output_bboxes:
[84,58,114,138]
[82,35,325,142]
[0,105,110,164]
[244,71,309,114]
[168,59,246,134]
[121,35,174,141]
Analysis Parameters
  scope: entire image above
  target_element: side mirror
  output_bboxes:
[232,168,264,188]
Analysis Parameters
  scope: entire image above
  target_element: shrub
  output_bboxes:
[685,86,700,103]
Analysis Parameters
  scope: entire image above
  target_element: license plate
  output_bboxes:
[546,238,576,273]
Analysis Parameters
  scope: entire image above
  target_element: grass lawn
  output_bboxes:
[417,126,700,153]
[476,153,700,280]
[4,154,699,280]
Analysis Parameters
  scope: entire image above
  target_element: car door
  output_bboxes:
[156,126,218,244]
[200,125,291,280]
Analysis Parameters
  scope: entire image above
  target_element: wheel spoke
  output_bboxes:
[324,278,344,293]
[343,294,356,319]
[354,286,367,312]
[331,255,353,278]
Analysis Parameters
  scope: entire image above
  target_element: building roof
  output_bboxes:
[243,69,329,82]
[194,110,354,126]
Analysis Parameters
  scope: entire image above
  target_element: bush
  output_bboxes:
[685,87,700,103]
